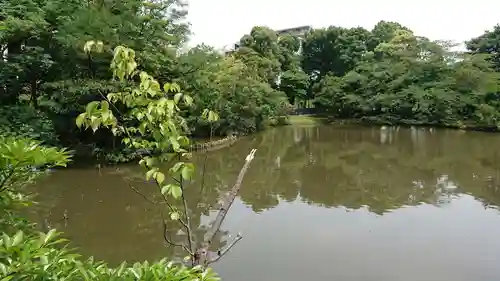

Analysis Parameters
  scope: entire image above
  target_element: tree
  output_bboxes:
[310,23,500,129]
[369,20,412,50]
[179,46,290,136]
[301,26,371,79]
[234,26,282,85]
[466,25,500,71]
[2,3,292,162]
[277,34,301,71]
[280,69,310,106]
[77,42,258,267]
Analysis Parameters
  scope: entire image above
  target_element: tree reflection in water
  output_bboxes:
[30,125,500,264]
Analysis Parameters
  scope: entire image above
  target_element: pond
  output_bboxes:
[32,125,500,281]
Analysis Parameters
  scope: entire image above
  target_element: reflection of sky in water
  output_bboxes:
[215,195,500,281]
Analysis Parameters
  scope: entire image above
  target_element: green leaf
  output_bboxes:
[2,233,11,248]
[101,111,111,123]
[44,229,57,244]
[155,171,165,185]
[146,157,155,167]
[161,184,172,195]
[145,168,157,181]
[169,136,180,151]
[170,211,180,220]
[75,113,86,128]
[183,94,193,106]
[163,83,171,92]
[170,162,184,173]
[90,116,101,132]
[11,231,23,247]
[174,92,183,104]
[207,110,219,122]
[166,100,175,113]
[170,184,182,199]
[117,261,127,276]
[100,100,109,111]
[86,101,99,114]
[0,263,7,276]
[181,163,194,180]
[170,83,181,92]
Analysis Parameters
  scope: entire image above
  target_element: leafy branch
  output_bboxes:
[77,41,256,267]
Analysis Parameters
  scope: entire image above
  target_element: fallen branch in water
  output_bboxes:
[193,148,257,267]
[208,233,243,265]
[124,148,257,267]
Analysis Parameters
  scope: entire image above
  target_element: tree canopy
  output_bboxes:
[302,23,500,129]
[2,0,500,161]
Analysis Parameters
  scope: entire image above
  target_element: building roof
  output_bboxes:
[276,26,312,35]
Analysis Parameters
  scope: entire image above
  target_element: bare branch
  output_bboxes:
[158,189,191,231]
[171,175,181,184]
[180,176,195,254]
[199,154,208,194]
[163,220,193,255]
[208,233,243,264]
[125,178,158,204]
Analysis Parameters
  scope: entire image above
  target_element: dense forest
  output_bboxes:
[2,0,500,163]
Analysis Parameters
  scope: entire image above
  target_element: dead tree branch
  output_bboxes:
[208,233,243,264]
[205,148,256,244]
[193,148,257,266]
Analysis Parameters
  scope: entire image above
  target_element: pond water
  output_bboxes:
[32,125,500,281]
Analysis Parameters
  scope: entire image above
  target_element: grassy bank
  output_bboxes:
[287,114,500,133]
[287,115,329,125]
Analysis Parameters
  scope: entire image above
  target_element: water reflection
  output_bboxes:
[31,125,500,280]
[232,125,500,214]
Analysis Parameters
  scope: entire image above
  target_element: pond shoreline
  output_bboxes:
[288,114,500,133]
[66,115,500,167]
[66,134,241,168]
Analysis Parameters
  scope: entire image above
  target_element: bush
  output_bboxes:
[0,105,58,145]
[0,230,219,281]
[0,136,219,280]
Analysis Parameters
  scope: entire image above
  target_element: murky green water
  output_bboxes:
[32,125,500,281]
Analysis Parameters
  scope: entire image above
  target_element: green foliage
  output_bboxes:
[3,0,500,165]
[0,105,57,145]
[76,43,195,182]
[180,51,290,136]
[0,135,219,280]
[235,26,282,85]
[0,136,70,234]
[467,25,500,71]
[306,21,500,129]
[76,43,203,261]
[280,69,310,106]
[0,230,219,281]
[1,1,292,163]
[302,26,372,79]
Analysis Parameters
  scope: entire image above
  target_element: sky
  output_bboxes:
[186,0,500,50]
